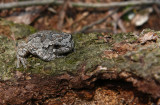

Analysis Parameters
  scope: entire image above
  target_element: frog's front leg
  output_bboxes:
[17,54,27,68]
[16,41,29,68]
[55,46,73,55]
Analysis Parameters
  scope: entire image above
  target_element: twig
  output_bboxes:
[0,0,160,10]
[74,9,119,34]
[48,7,57,13]
[0,0,63,10]
[57,0,70,30]
[113,6,139,33]
[111,7,136,33]
[153,4,160,17]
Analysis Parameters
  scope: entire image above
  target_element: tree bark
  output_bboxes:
[0,19,160,104]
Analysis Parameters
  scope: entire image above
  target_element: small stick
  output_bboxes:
[74,9,119,34]
[57,0,70,30]
[0,0,159,10]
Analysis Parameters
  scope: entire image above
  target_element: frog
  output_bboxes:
[16,30,74,68]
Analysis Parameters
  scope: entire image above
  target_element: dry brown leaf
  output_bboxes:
[138,32,158,44]
[6,6,44,24]
[104,50,118,59]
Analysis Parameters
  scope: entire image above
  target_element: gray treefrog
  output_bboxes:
[16,30,74,68]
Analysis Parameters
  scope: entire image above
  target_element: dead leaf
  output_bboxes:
[6,6,45,25]
[104,50,118,59]
[138,32,158,44]
[113,43,135,55]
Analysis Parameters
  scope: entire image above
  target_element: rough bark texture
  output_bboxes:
[0,18,160,104]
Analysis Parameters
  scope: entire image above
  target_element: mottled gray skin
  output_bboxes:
[16,30,74,68]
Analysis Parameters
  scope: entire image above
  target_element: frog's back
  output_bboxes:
[26,30,68,43]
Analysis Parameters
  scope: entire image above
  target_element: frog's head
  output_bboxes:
[53,33,74,55]
[60,33,74,51]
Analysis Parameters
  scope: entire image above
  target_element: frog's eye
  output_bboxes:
[54,44,61,49]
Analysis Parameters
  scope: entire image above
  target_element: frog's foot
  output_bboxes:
[56,55,64,58]
[41,54,56,61]
[17,55,27,68]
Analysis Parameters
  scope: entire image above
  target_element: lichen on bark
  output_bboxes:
[0,19,160,104]
[1,19,160,84]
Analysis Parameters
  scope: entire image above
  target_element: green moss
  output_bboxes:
[112,32,137,43]
[0,19,160,83]
[22,32,138,76]
[0,36,16,80]
[0,18,36,39]
[112,42,160,78]
[0,19,36,80]
[10,23,36,39]
[26,33,109,75]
